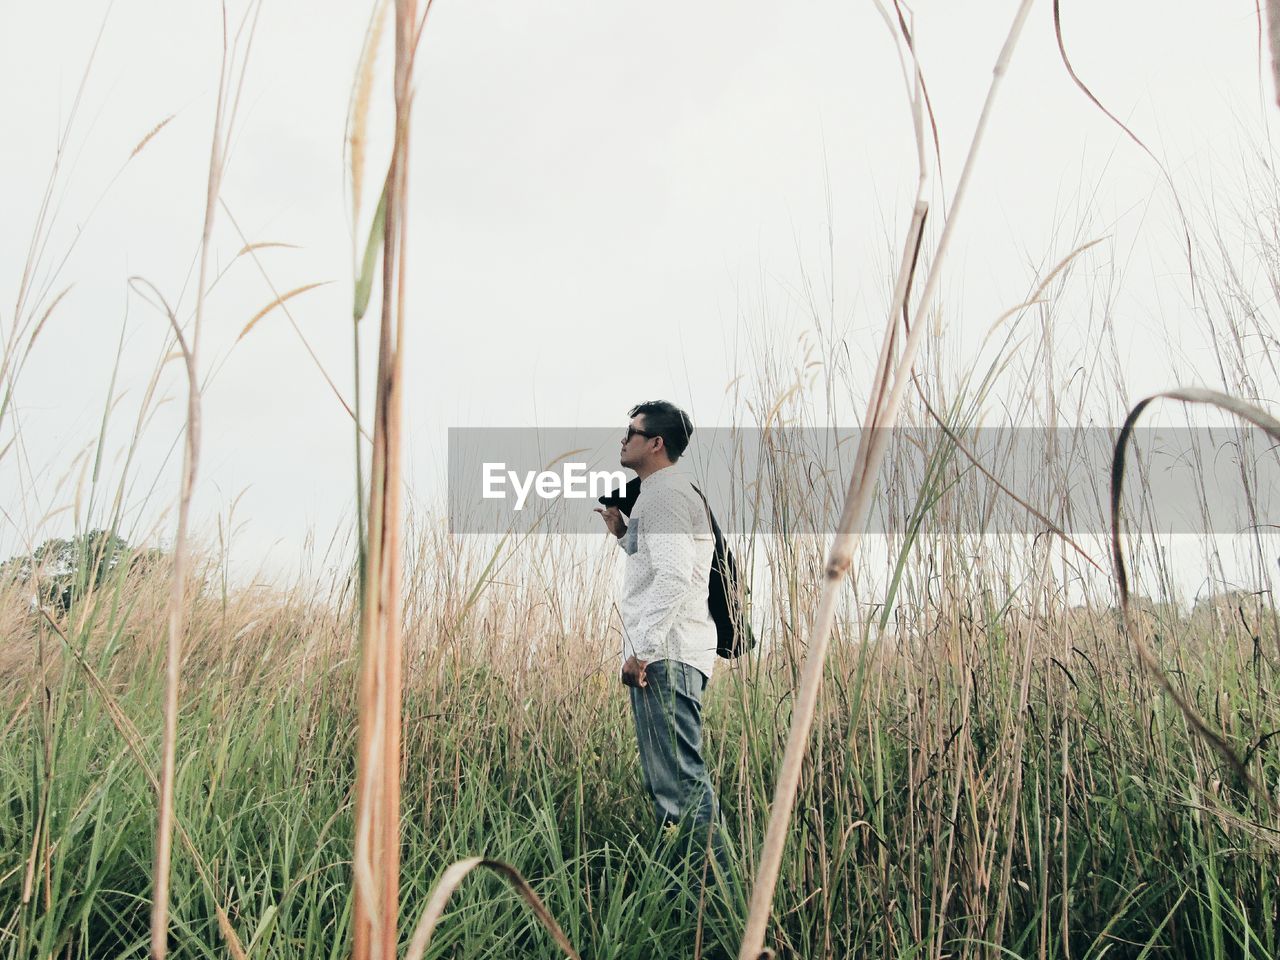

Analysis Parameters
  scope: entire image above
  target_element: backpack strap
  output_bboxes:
[690,484,718,539]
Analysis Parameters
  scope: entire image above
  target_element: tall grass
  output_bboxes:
[2,492,1278,958]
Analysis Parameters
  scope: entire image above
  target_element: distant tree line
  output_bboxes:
[0,529,165,613]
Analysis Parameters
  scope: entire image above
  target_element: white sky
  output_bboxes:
[1,1,1275,588]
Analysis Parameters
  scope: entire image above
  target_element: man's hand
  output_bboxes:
[621,655,648,688]
[594,505,627,539]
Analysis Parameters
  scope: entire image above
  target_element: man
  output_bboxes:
[594,400,726,872]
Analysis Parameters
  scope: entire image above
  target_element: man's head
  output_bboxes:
[620,400,693,475]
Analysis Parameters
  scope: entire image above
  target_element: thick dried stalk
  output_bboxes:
[351,2,420,958]
[736,2,1035,956]
[736,200,925,960]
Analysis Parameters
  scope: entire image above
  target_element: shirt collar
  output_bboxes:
[643,462,683,487]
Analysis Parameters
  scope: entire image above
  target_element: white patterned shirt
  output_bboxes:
[616,462,718,680]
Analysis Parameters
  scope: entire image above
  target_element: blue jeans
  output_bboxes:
[629,660,729,873]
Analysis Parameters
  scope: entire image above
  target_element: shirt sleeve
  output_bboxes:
[616,517,638,555]
[627,485,698,661]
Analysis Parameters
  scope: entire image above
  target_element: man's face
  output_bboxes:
[619,415,657,470]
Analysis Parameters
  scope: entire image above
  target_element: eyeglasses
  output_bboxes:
[623,426,657,444]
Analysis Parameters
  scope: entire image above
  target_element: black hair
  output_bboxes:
[628,400,693,461]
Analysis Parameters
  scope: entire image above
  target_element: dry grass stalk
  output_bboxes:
[151,4,264,956]
[737,2,1036,956]
[1109,386,1280,810]
[737,199,926,960]
[403,857,582,960]
[23,284,74,358]
[220,202,364,429]
[235,240,300,257]
[349,0,390,227]
[351,2,423,958]
[149,81,222,960]
[1052,0,1196,292]
[129,115,175,160]
[1269,0,1280,108]
[908,236,1115,574]
[912,380,1103,573]
[236,280,331,341]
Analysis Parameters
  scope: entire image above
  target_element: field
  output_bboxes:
[4,515,1280,959]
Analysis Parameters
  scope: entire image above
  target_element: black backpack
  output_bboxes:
[691,485,756,659]
[599,477,754,660]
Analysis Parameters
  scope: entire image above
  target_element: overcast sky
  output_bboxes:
[1,1,1273,586]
